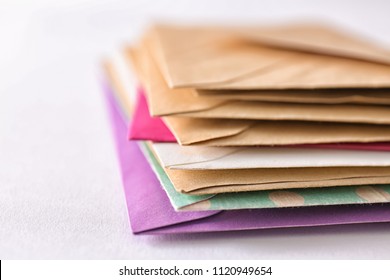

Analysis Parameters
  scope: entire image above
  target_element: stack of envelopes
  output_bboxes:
[103,22,390,234]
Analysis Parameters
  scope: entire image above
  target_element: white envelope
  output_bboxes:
[151,142,390,170]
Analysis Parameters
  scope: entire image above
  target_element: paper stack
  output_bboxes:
[103,22,390,234]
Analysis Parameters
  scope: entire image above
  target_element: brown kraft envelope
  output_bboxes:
[163,166,390,194]
[149,24,390,89]
[164,117,390,146]
[233,22,390,65]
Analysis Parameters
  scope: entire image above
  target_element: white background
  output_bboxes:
[1,0,390,259]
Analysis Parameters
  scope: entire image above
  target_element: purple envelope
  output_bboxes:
[104,82,390,234]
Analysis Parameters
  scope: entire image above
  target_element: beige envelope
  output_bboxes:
[103,60,134,115]
[150,24,390,89]
[197,89,390,105]
[127,44,390,124]
[163,165,390,194]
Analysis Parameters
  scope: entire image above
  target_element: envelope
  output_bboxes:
[150,142,390,170]
[150,23,390,89]
[165,165,390,195]
[128,44,390,125]
[233,22,390,65]
[166,117,390,146]
[128,87,390,151]
[141,140,390,211]
[103,53,138,117]
[197,88,390,105]
[104,77,390,234]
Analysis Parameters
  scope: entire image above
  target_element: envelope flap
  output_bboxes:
[163,116,255,145]
[129,90,176,142]
[151,24,293,88]
[151,24,390,89]
[152,142,239,167]
[151,143,390,170]
[166,165,390,193]
[236,23,390,65]
[129,37,225,116]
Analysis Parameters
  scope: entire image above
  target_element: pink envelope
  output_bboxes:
[104,81,390,234]
[129,88,390,151]
[128,89,176,142]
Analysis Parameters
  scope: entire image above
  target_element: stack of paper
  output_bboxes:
[103,22,390,234]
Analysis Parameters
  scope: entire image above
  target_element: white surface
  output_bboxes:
[1,0,390,259]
